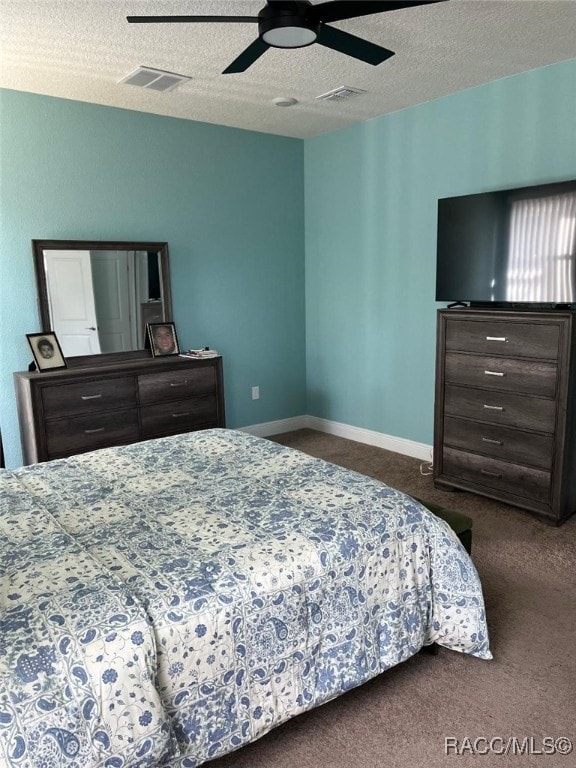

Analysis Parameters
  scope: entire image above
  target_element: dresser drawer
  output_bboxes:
[138,366,216,405]
[140,395,218,437]
[443,416,553,470]
[444,384,556,433]
[445,352,557,396]
[46,408,139,457]
[442,447,551,504]
[445,319,560,359]
[42,376,137,418]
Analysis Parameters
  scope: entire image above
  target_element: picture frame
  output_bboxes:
[147,322,180,357]
[26,332,67,371]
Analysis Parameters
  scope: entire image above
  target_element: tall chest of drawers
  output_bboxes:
[14,355,225,464]
[433,309,576,525]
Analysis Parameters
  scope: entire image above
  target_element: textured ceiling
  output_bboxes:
[1,1,575,139]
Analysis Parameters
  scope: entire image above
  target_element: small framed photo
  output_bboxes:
[148,322,180,357]
[26,332,67,371]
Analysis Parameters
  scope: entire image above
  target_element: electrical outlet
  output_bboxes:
[251,386,260,400]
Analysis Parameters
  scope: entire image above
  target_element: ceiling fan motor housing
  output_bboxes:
[258,4,319,48]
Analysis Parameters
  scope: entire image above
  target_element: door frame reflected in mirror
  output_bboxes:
[32,239,173,367]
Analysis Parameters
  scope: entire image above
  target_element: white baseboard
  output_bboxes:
[238,416,309,438]
[239,415,433,462]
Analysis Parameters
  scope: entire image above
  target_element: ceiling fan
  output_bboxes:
[127,1,447,74]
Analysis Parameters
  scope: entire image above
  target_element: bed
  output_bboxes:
[0,428,491,768]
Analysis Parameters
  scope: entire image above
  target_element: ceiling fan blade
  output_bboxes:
[127,16,258,24]
[316,24,394,65]
[223,38,271,74]
[314,1,447,24]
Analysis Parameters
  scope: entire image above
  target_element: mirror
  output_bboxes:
[32,239,172,363]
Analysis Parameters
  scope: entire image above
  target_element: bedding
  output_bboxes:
[0,428,491,768]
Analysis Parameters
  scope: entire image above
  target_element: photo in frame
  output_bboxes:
[26,332,67,371]
[147,322,180,357]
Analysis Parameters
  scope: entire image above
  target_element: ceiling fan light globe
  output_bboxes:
[262,25,317,48]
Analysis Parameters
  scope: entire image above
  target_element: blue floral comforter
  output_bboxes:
[0,428,491,768]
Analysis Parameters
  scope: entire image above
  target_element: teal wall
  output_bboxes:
[0,90,306,467]
[304,59,576,444]
[1,59,575,468]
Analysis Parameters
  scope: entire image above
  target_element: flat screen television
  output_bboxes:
[436,179,576,307]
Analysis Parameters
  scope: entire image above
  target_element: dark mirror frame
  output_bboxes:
[32,239,173,367]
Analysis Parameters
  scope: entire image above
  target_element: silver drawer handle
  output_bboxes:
[169,381,188,387]
[84,427,105,434]
[483,404,504,411]
[486,336,508,342]
[484,370,504,377]
[81,394,102,400]
[171,412,190,418]
[482,437,503,445]
[480,469,502,479]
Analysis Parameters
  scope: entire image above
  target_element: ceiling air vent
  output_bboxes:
[118,66,191,92]
[315,86,367,102]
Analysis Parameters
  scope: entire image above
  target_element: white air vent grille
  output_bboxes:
[316,86,367,102]
[118,66,191,92]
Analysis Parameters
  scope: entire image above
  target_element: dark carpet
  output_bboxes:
[209,429,576,768]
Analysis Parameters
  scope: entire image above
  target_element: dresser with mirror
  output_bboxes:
[15,239,225,463]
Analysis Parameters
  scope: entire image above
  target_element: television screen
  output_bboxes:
[436,180,576,305]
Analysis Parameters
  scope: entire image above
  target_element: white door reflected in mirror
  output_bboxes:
[44,250,102,357]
